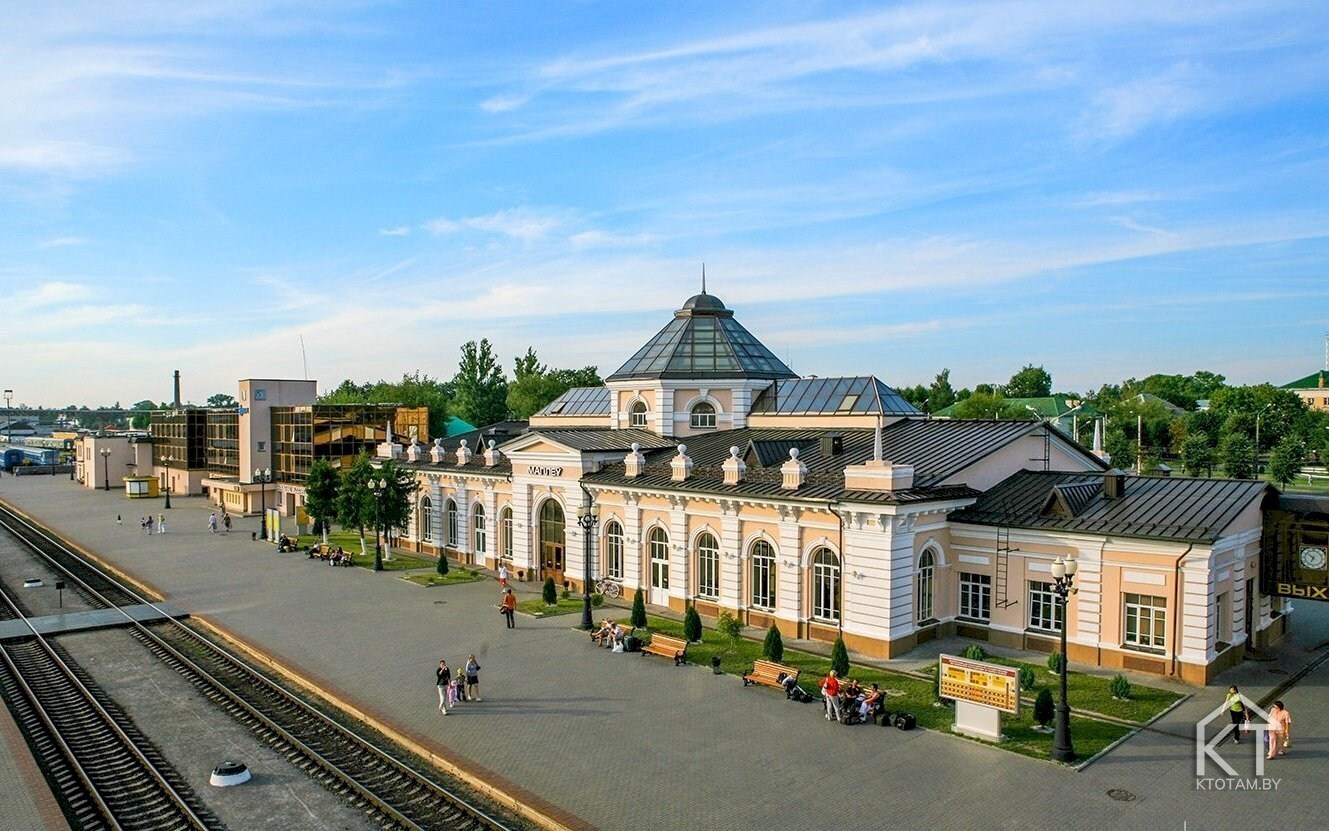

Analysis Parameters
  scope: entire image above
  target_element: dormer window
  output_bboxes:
[690,402,717,429]
[630,401,648,428]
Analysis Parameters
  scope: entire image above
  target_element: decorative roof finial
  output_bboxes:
[701,263,707,295]
[873,414,883,462]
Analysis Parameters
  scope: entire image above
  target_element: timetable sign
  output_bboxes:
[939,654,1020,714]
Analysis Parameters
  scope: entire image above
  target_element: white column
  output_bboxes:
[720,502,742,610]
[778,505,803,627]
[623,494,643,590]
[670,497,689,602]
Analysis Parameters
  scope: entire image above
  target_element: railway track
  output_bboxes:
[0,504,522,831]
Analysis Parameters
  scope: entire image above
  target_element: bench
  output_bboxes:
[640,633,688,665]
[743,659,800,689]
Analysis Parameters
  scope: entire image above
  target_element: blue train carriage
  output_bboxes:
[2,448,22,470]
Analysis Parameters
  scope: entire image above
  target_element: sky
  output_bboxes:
[3,1,1328,408]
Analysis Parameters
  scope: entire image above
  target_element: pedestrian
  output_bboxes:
[821,669,843,723]
[222,513,232,533]
[208,513,218,533]
[145,515,154,535]
[1225,685,1249,743]
[465,654,482,702]
[1267,700,1291,759]
[435,660,451,715]
[157,513,166,534]
[500,588,516,628]
[452,674,466,704]
[116,514,122,526]
[498,562,509,589]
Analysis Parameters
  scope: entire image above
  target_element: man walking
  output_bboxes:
[498,562,509,590]
[158,513,166,534]
[209,513,218,533]
[435,659,451,715]
[500,588,517,628]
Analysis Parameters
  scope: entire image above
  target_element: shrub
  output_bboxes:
[831,636,850,678]
[1018,665,1036,691]
[560,588,570,600]
[1109,674,1132,700]
[590,593,605,608]
[542,577,557,605]
[1034,688,1054,727]
[715,610,744,649]
[1047,652,1063,674]
[631,590,648,629]
[683,606,703,642]
[436,555,449,576]
[962,644,988,661]
[762,624,784,661]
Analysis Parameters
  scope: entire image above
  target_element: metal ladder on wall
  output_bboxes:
[994,524,1018,609]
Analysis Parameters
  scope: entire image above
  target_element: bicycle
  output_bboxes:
[593,576,622,599]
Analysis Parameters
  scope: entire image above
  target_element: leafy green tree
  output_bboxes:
[505,347,603,419]
[452,339,509,427]
[683,605,703,642]
[897,383,929,410]
[304,459,341,543]
[631,590,648,629]
[319,371,451,439]
[1180,432,1216,477]
[336,452,377,555]
[715,610,743,650]
[830,636,850,678]
[1104,426,1136,470]
[1220,434,1255,480]
[1005,364,1052,398]
[762,624,784,661]
[129,399,160,429]
[1268,437,1306,487]
[951,391,1010,419]
[929,368,957,411]
[374,458,420,548]
[206,393,238,408]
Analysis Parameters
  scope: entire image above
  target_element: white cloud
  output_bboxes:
[379,226,411,236]
[422,207,570,242]
[36,235,92,248]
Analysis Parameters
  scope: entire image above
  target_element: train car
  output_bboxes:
[2,448,22,470]
[23,436,74,452]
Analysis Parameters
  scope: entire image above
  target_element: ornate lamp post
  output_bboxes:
[1050,555,1078,763]
[576,501,601,631]
[99,447,112,491]
[253,468,272,540]
[162,454,174,509]
[367,477,387,572]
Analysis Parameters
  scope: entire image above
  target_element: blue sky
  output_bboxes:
[3,1,1328,408]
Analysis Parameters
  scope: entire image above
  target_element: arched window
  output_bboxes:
[917,549,936,624]
[750,540,775,610]
[500,507,513,561]
[473,504,486,558]
[690,401,716,429]
[604,521,624,579]
[446,499,458,548]
[419,496,433,542]
[696,532,719,599]
[811,548,840,622]
[649,527,669,589]
[630,400,648,428]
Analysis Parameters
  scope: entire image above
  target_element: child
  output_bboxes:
[452,674,466,704]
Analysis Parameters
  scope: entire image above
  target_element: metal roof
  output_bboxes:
[749,376,921,417]
[534,386,611,418]
[950,470,1271,543]
[522,428,677,453]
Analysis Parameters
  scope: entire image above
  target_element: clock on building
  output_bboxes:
[1299,546,1328,571]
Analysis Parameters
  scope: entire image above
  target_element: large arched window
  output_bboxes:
[750,540,776,610]
[690,402,716,429]
[500,507,513,561]
[473,504,486,558]
[696,532,719,599]
[811,548,841,622]
[917,549,936,624]
[446,499,458,548]
[419,496,433,542]
[604,520,624,579]
[630,400,648,428]
[649,527,670,589]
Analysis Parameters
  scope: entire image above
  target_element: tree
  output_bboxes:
[950,391,1009,419]
[830,636,850,678]
[505,347,603,419]
[1005,364,1052,398]
[1268,437,1305,487]
[928,368,957,411]
[304,459,341,543]
[762,624,784,661]
[1034,688,1055,727]
[1180,432,1216,478]
[542,576,558,605]
[374,458,420,548]
[336,452,378,555]
[436,551,449,576]
[452,339,509,427]
[206,393,238,408]
[1104,426,1136,470]
[129,399,159,429]
[319,371,451,439]
[631,590,648,629]
[1220,434,1255,480]
[684,605,703,642]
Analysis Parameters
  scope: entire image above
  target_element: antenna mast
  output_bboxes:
[299,334,309,380]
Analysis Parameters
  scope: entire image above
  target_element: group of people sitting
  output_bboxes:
[305,542,353,567]
[589,619,635,652]
[817,670,886,724]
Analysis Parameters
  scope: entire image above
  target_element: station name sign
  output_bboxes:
[939,654,1019,714]
[528,465,564,477]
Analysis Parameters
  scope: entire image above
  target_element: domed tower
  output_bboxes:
[605,290,797,436]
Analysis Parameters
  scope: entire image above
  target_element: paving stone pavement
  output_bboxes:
[2,475,1327,831]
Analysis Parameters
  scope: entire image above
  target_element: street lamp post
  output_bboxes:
[1050,555,1078,763]
[162,455,174,509]
[254,468,271,540]
[576,501,601,631]
[99,447,112,491]
[367,477,387,572]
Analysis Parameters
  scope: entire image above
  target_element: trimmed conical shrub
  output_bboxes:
[1034,688,1054,727]
[831,636,850,678]
[631,590,647,629]
[542,576,557,605]
[763,624,784,662]
[1047,651,1063,674]
[436,554,449,576]
[683,605,702,642]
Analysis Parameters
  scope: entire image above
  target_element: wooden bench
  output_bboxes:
[640,633,688,665]
[743,659,800,689]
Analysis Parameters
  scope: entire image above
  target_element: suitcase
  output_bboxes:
[894,712,916,730]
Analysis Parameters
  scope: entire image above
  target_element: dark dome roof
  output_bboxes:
[680,292,727,312]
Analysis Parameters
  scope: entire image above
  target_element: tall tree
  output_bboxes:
[336,452,378,555]
[376,458,420,546]
[1005,364,1052,398]
[1268,438,1305,487]
[928,368,957,411]
[304,459,341,543]
[1180,432,1216,477]
[452,339,509,427]
[1220,434,1255,480]
[319,372,450,439]
[207,393,237,408]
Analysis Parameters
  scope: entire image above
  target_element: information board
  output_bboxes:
[939,654,1019,714]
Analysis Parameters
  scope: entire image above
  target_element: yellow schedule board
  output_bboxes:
[939,654,1019,714]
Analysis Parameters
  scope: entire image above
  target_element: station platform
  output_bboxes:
[0,602,188,641]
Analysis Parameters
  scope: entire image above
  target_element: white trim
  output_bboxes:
[1123,570,1166,586]
[957,554,990,566]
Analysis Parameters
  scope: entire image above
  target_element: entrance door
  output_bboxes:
[538,501,566,585]
[648,527,670,607]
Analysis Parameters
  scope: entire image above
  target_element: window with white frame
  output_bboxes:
[750,540,776,610]
[917,549,936,623]
[1027,581,1063,632]
[958,572,991,621]
[605,521,624,579]
[419,496,433,542]
[696,532,719,599]
[690,402,717,429]
[629,400,648,428]
[446,499,458,547]
[473,504,486,558]
[811,548,841,622]
[500,507,513,561]
[1124,593,1167,650]
[649,527,670,589]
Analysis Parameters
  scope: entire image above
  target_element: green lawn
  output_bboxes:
[517,595,593,617]
[401,570,486,587]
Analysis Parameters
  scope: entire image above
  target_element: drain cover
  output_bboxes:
[1106,789,1136,802]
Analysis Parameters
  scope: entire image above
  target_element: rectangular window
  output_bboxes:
[606,528,624,580]
[474,513,486,557]
[697,539,718,599]
[751,555,775,610]
[1027,581,1064,631]
[501,511,513,561]
[959,573,991,621]
[1124,593,1167,650]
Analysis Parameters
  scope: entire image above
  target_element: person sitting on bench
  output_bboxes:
[591,619,613,646]
[859,683,884,723]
